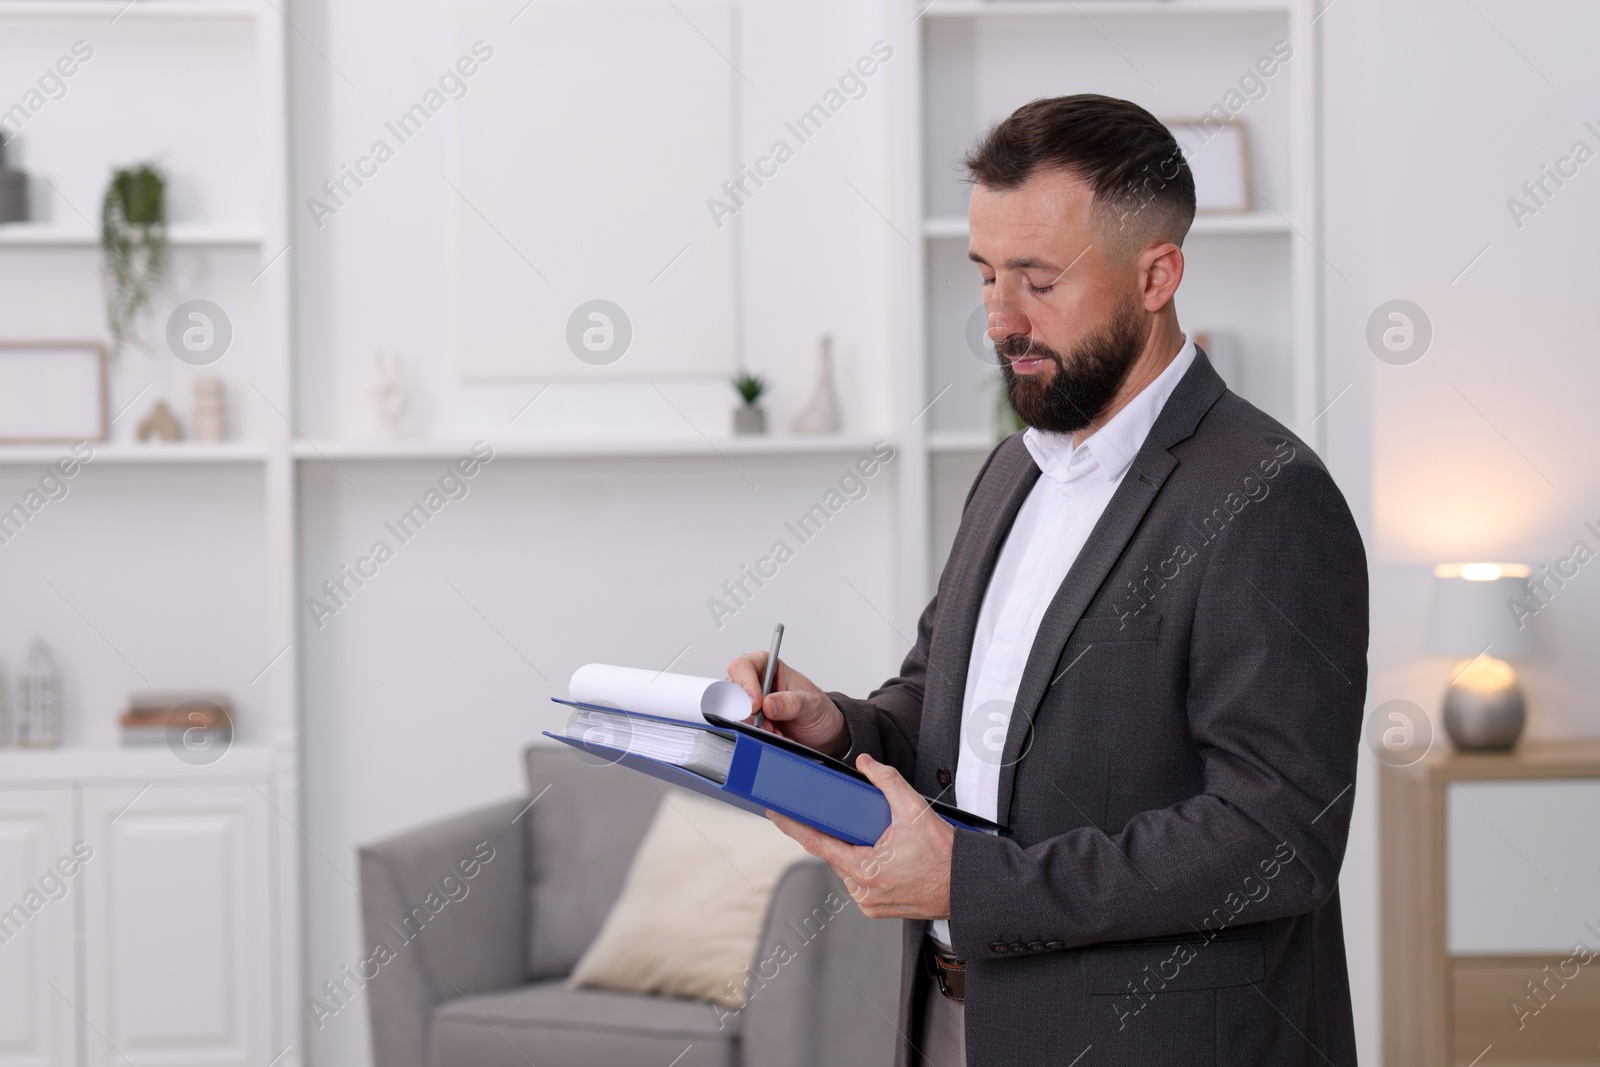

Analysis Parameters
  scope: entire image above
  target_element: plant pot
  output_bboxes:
[733,404,767,435]
[0,169,26,224]
[0,137,25,224]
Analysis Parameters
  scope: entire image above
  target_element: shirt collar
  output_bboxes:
[1023,337,1197,483]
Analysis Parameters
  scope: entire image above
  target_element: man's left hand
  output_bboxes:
[767,753,954,920]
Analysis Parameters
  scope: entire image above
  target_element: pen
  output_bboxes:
[755,622,784,729]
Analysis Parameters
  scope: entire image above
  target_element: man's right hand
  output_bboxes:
[726,652,850,759]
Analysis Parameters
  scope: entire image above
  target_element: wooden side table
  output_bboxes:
[1380,740,1600,1066]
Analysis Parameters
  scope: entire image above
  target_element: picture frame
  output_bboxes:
[0,341,108,443]
[1165,119,1253,214]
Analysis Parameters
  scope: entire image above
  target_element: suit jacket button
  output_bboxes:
[1009,941,1026,953]
[1027,941,1045,952]
[1045,941,1064,950]
[990,941,1008,954]
[936,768,952,788]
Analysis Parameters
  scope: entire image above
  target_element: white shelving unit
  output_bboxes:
[888,0,1322,597]
[0,0,298,1064]
[926,430,999,454]
[0,0,260,18]
[922,212,1293,239]
[0,224,264,247]
[924,0,1294,15]
[0,742,278,780]
[289,434,896,463]
[0,442,269,464]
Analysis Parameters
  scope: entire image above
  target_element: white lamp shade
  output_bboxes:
[1425,570,1540,658]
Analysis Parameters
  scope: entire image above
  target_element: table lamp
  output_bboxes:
[1426,563,1538,750]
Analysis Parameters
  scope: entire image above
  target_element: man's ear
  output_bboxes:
[1140,242,1184,312]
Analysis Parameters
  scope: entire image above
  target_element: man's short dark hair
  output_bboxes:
[962,94,1196,250]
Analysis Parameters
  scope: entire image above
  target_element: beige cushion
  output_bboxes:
[566,790,809,1008]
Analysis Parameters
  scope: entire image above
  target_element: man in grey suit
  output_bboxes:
[730,94,1366,1067]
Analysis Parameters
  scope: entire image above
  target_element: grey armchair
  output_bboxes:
[358,746,901,1067]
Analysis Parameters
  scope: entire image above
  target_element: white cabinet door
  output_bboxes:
[1448,779,1600,955]
[0,787,77,1067]
[81,782,271,1067]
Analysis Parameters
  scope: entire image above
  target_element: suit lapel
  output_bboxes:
[917,441,1040,795]
[992,351,1227,827]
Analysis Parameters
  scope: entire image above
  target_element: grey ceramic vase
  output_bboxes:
[1443,682,1526,751]
[733,404,766,435]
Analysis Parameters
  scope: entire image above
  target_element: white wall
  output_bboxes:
[1322,2,1600,1064]
[290,0,899,443]
[287,1,908,1063]
[296,448,904,1063]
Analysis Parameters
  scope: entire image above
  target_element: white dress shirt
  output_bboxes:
[931,338,1195,951]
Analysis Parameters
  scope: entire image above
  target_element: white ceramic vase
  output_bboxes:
[791,335,842,434]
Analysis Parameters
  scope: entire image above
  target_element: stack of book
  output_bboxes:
[120,692,233,747]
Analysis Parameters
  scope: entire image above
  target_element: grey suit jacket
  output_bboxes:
[831,350,1367,1067]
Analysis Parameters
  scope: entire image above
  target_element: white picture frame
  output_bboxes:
[0,342,108,443]
[1165,119,1253,214]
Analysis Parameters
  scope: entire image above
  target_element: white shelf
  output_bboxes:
[923,213,1291,239]
[0,443,267,464]
[922,217,971,240]
[928,431,1001,454]
[292,435,896,462]
[1191,213,1293,235]
[0,743,276,781]
[921,0,1290,16]
[0,224,264,247]
[0,0,259,19]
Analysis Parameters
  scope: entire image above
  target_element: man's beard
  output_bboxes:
[998,297,1147,434]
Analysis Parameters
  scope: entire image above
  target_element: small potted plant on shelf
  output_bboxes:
[732,371,768,434]
[101,161,168,358]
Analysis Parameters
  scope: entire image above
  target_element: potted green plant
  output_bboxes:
[101,162,168,357]
[731,371,768,434]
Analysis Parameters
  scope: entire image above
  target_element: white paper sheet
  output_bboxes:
[567,663,751,723]
[561,707,736,783]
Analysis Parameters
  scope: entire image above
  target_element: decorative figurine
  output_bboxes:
[371,349,407,441]
[791,334,842,434]
[137,399,183,441]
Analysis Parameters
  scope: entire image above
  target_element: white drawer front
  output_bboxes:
[82,782,270,1067]
[1448,780,1600,955]
[0,787,77,1067]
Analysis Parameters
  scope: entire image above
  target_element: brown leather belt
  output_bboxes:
[923,938,966,1004]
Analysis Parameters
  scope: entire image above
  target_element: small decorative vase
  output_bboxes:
[791,334,842,434]
[1443,684,1525,751]
[193,377,227,441]
[733,404,766,435]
